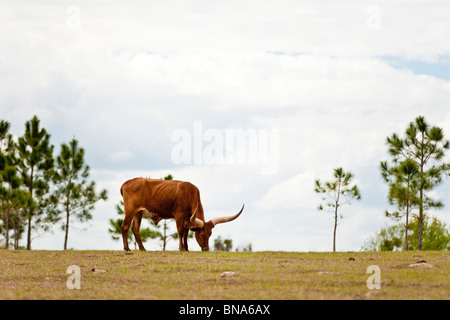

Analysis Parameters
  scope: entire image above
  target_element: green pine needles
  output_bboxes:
[0,116,107,250]
[381,115,450,250]
[315,167,361,252]
[50,139,108,250]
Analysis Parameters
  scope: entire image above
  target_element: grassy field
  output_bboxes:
[0,249,448,300]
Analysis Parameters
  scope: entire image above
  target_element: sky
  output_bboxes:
[1,0,450,251]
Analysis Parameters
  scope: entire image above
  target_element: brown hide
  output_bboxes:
[119,177,243,251]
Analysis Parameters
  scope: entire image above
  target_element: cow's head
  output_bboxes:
[189,204,244,251]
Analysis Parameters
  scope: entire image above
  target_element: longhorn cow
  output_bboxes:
[120,177,244,251]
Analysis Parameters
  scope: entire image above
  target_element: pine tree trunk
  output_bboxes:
[64,203,70,250]
[333,180,341,253]
[404,205,409,251]
[333,204,338,252]
[26,167,34,250]
[418,133,425,251]
[5,199,10,249]
[14,217,21,250]
[418,164,424,251]
[162,220,167,251]
[404,180,410,251]
[26,217,32,250]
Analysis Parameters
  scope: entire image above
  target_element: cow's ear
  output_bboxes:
[189,227,200,232]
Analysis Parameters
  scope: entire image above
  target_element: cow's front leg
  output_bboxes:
[178,230,184,251]
[176,219,189,251]
[182,228,189,251]
[178,228,189,251]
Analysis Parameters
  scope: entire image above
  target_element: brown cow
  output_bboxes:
[120,177,244,251]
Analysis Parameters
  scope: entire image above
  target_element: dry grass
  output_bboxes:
[0,250,448,300]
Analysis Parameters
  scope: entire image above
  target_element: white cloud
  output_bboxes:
[108,149,135,163]
[256,171,319,210]
[2,1,450,251]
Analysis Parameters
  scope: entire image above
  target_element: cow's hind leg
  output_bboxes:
[121,215,132,251]
[131,211,146,251]
[121,205,138,251]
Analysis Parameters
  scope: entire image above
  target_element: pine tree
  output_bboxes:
[51,138,107,250]
[384,116,449,250]
[17,116,54,250]
[380,158,420,250]
[1,120,15,248]
[315,167,361,252]
[0,120,31,249]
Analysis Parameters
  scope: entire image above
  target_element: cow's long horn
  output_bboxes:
[210,204,244,227]
[189,203,204,228]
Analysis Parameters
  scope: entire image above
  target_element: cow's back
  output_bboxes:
[120,177,199,219]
